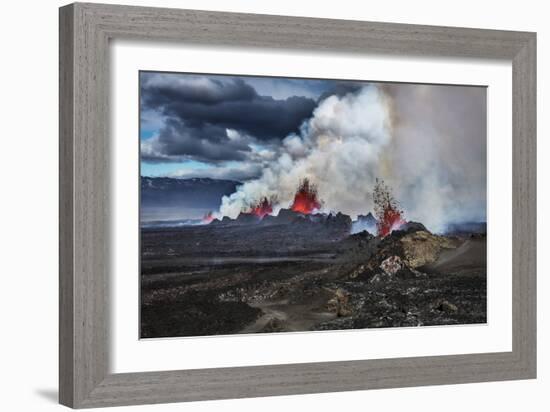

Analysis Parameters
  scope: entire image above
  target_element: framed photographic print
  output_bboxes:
[59,2,536,408]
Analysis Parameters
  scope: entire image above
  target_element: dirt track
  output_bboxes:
[140,223,487,338]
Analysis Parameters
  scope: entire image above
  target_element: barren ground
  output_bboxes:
[140,222,486,338]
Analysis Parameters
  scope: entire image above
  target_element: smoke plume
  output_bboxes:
[218,83,486,233]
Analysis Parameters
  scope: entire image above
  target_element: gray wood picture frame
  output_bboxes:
[59,2,537,409]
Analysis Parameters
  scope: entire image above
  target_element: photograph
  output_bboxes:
[2,0,543,409]
[139,72,488,338]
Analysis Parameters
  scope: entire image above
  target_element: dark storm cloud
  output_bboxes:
[140,73,317,163]
[141,118,251,163]
[142,76,257,106]
[156,94,316,141]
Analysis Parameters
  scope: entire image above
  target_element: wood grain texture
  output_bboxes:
[59,4,75,406]
[59,2,537,408]
[512,34,537,374]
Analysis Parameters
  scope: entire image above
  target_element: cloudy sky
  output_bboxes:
[140,72,486,231]
[140,72,355,181]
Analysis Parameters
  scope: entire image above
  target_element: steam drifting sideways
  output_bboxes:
[139,72,487,338]
[201,82,486,234]
[217,84,393,225]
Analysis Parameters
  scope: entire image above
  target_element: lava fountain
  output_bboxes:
[249,197,273,218]
[373,179,406,237]
[202,211,215,224]
[290,178,321,214]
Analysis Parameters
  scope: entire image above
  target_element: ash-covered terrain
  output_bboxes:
[140,199,486,338]
[138,74,488,339]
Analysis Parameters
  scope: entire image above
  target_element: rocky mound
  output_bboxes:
[344,223,460,281]
[211,208,352,236]
[400,230,458,268]
[352,212,378,234]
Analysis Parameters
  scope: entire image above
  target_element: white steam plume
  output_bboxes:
[218,84,486,234]
[382,84,487,233]
[219,85,391,220]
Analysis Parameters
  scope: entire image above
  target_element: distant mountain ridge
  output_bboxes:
[141,176,240,189]
[140,176,240,221]
[444,221,487,235]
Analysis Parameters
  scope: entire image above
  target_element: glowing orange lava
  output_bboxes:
[202,211,214,224]
[249,197,273,218]
[373,179,406,237]
[290,178,321,214]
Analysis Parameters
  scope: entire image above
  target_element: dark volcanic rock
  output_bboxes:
[394,221,427,235]
[209,217,225,225]
[235,212,261,225]
[352,212,378,235]
[140,224,487,337]
[348,230,376,244]
[140,291,263,338]
[275,208,302,223]
[140,207,486,338]
[325,212,352,233]
[216,209,352,238]
[258,214,279,225]
[358,212,377,225]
